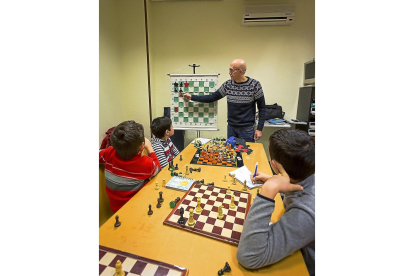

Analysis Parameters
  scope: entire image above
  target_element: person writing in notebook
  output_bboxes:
[237,129,315,275]
[182,59,266,142]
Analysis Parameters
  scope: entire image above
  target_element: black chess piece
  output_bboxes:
[189,168,193,173]
[175,197,180,205]
[114,215,121,227]
[179,155,182,161]
[175,164,179,170]
[156,198,162,208]
[218,262,231,275]
[148,204,153,215]
[158,191,164,203]
[200,179,204,184]
[177,207,185,225]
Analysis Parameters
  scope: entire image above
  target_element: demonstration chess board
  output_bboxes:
[190,149,243,168]
[163,182,251,245]
[170,74,219,130]
[99,245,188,276]
[165,176,195,192]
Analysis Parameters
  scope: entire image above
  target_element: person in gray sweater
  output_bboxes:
[237,129,315,275]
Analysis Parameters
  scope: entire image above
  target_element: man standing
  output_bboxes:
[182,59,266,142]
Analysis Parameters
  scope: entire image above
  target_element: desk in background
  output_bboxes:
[99,142,309,275]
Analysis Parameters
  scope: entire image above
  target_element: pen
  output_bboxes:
[253,162,258,179]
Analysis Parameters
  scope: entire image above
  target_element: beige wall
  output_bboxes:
[100,0,315,152]
[147,0,315,155]
[99,0,151,145]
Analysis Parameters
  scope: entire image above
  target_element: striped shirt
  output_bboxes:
[99,146,161,212]
[150,137,180,169]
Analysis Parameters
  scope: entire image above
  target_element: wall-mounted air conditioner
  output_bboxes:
[242,4,295,26]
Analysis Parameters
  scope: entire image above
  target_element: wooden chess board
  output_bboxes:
[99,245,188,276]
[163,182,251,245]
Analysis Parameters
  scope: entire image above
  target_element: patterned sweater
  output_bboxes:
[191,77,266,131]
[99,146,161,212]
[150,137,180,169]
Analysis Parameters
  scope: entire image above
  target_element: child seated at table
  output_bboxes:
[150,116,180,169]
[237,129,315,275]
[99,120,161,212]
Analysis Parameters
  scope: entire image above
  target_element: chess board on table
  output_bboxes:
[170,74,219,130]
[99,245,188,276]
[163,182,251,245]
[190,139,244,168]
[165,176,195,192]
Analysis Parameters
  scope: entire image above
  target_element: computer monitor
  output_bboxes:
[303,59,315,85]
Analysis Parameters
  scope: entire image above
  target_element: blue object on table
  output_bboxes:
[267,118,286,124]
[253,162,258,178]
[226,136,236,147]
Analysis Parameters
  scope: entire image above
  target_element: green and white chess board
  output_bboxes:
[170,74,219,130]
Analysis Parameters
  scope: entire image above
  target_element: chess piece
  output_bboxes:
[148,204,153,215]
[187,208,195,227]
[229,195,236,209]
[155,182,159,190]
[115,260,125,276]
[175,164,179,170]
[189,168,193,173]
[114,215,121,227]
[257,188,260,195]
[243,180,247,191]
[158,191,164,203]
[184,164,189,177]
[217,205,224,219]
[156,198,162,208]
[196,167,201,172]
[177,207,185,224]
[162,178,166,187]
[170,197,181,208]
[223,175,227,182]
[180,155,183,161]
[170,167,175,176]
[195,197,203,213]
[218,262,231,275]
[227,185,231,194]
[232,175,236,185]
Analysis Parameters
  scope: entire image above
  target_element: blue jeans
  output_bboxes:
[227,125,255,142]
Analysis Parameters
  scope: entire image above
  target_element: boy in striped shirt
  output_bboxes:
[150,117,180,169]
[99,120,161,212]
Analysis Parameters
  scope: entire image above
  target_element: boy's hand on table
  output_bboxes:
[260,163,303,199]
[250,171,272,184]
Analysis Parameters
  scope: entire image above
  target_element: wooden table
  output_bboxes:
[99,142,309,275]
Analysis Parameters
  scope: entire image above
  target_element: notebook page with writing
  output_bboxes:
[229,166,262,189]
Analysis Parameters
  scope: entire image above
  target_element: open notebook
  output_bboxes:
[229,166,263,189]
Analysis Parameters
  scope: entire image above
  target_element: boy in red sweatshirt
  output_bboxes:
[99,120,161,212]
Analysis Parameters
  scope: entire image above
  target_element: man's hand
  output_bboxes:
[250,171,272,184]
[254,130,262,141]
[260,163,303,199]
[182,93,192,100]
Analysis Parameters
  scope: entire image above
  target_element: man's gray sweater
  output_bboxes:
[237,174,315,275]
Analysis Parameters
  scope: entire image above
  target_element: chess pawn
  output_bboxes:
[162,178,166,187]
[223,175,227,182]
[227,185,231,194]
[217,205,224,219]
[195,197,203,213]
[115,260,125,276]
[155,182,159,190]
[232,175,236,185]
[185,164,189,176]
[187,208,196,227]
[243,180,247,191]
[229,195,236,209]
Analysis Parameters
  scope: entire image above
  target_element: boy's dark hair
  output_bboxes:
[268,129,315,181]
[151,117,172,138]
[110,120,144,159]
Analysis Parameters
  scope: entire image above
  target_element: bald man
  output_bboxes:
[182,59,266,142]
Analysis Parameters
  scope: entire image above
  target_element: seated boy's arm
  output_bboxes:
[99,149,106,164]
[172,144,180,157]
[146,151,161,176]
[237,195,315,269]
[152,143,169,170]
